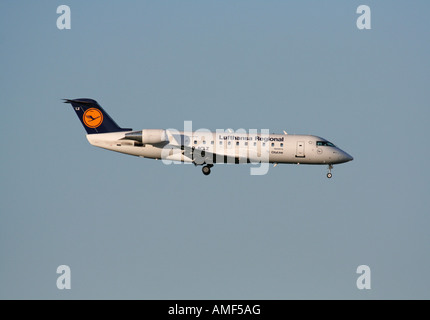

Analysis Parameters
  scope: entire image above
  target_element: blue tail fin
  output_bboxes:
[64,98,132,134]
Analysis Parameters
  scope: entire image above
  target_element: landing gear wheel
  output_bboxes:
[327,164,333,179]
[202,165,211,176]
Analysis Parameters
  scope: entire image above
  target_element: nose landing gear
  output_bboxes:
[327,164,333,178]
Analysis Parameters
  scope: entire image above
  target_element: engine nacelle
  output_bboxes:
[123,129,167,144]
[142,129,167,144]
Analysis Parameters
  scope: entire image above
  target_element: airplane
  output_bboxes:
[64,98,353,177]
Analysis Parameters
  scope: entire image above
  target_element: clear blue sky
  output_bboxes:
[1,1,429,299]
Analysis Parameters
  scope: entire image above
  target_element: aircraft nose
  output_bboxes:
[343,152,353,162]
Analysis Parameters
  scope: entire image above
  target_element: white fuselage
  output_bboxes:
[86,130,353,165]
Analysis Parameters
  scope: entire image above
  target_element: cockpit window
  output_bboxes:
[316,141,335,147]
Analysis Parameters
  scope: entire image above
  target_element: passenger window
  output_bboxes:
[262,142,266,147]
[245,142,248,146]
[194,140,197,145]
[254,142,257,146]
[219,141,223,145]
[271,143,275,147]
[211,141,214,145]
[228,141,231,145]
[280,143,283,147]
[203,140,206,144]
[236,141,239,146]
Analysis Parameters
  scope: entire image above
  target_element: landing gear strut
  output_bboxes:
[202,164,213,176]
[327,164,333,179]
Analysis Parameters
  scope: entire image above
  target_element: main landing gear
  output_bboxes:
[327,164,333,179]
[202,164,213,176]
